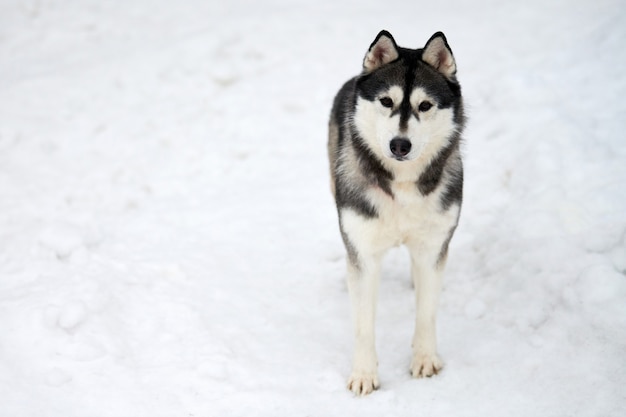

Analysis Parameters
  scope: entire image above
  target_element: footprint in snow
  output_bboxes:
[57,300,89,332]
[38,224,85,259]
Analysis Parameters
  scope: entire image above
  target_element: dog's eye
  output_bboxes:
[379,97,394,108]
[418,101,433,112]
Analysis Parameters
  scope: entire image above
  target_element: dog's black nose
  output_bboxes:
[390,138,412,158]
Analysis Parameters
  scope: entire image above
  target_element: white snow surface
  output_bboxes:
[1,0,625,415]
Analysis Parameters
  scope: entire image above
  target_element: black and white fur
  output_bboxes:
[328,31,465,395]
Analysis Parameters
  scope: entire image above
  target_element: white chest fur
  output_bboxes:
[340,181,459,256]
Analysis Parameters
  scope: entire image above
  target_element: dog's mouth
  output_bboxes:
[392,155,408,162]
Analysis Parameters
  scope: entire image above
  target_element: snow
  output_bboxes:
[1,0,625,415]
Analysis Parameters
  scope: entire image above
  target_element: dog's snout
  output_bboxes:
[389,138,412,158]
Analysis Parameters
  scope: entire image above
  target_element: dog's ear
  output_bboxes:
[363,30,399,72]
[422,32,456,79]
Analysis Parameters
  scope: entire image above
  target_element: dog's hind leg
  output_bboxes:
[346,255,382,395]
[408,245,444,378]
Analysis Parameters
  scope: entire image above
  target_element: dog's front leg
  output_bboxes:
[346,257,381,395]
[408,246,444,378]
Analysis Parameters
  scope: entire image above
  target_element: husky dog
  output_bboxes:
[328,30,465,395]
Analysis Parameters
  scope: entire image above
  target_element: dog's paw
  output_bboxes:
[410,353,443,378]
[347,372,380,396]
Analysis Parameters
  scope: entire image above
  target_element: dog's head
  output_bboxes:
[353,31,464,164]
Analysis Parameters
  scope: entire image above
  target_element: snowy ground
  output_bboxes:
[1,0,625,415]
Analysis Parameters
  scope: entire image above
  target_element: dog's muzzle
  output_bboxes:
[390,137,412,159]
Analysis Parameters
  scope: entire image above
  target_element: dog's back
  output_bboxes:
[328,78,357,199]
